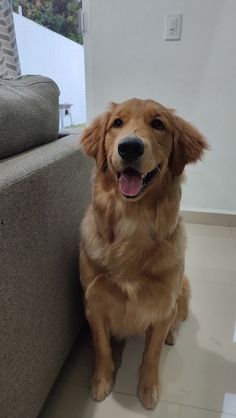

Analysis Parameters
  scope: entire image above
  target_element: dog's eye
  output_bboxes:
[113,118,123,128]
[151,119,165,131]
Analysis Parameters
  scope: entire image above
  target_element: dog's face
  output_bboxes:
[105,100,174,200]
[81,98,208,201]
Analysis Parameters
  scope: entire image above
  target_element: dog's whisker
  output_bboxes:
[101,159,108,170]
[156,164,162,174]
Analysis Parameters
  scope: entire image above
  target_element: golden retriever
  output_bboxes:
[79,98,208,410]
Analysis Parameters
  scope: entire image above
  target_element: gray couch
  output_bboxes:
[0,76,91,418]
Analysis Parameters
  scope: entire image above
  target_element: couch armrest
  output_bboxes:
[0,134,92,418]
[0,134,86,189]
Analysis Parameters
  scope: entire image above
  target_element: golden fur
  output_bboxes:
[79,98,208,409]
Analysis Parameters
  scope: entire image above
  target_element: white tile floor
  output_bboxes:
[40,224,236,418]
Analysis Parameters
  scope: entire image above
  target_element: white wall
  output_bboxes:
[14,12,86,125]
[83,0,236,213]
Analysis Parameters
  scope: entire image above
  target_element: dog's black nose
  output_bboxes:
[118,137,144,161]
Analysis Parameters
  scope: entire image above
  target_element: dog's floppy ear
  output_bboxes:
[169,115,209,176]
[80,111,111,171]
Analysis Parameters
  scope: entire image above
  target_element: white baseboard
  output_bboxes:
[180,209,236,227]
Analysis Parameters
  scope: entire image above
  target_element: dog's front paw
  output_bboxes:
[138,383,159,410]
[90,377,112,402]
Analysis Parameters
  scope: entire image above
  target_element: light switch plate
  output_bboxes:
[165,14,182,41]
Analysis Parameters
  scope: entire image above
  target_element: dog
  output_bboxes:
[79,98,208,410]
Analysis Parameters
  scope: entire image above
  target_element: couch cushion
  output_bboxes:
[0,75,60,159]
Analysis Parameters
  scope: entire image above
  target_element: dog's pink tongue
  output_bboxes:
[119,172,142,197]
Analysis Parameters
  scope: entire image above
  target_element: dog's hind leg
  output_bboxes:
[165,275,191,346]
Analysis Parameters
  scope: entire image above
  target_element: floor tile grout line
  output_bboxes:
[57,380,236,416]
[159,399,236,417]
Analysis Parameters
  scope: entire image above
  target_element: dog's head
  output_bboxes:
[81,98,209,201]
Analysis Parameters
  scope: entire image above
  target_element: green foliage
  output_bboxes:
[12,0,83,44]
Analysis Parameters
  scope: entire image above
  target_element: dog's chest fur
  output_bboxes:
[83,204,158,272]
[113,207,156,242]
